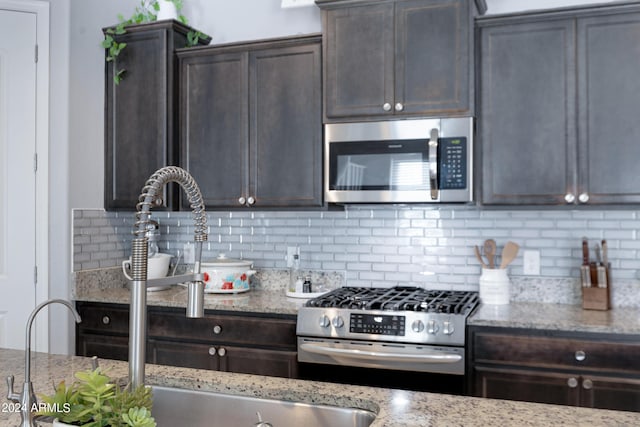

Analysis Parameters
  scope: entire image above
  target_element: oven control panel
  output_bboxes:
[350,313,405,336]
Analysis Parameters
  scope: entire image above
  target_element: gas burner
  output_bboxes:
[306,287,479,315]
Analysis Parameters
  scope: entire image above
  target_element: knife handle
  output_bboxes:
[580,265,591,288]
[582,238,590,266]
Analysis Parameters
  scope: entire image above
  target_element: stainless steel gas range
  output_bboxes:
[296,287,479,382]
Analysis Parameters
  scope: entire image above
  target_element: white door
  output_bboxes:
[0,7,37,349]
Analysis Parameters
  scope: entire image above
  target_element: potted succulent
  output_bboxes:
[102,0,208,83]
[37,367,155,427]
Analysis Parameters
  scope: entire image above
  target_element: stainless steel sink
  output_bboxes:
[151,385,377,427]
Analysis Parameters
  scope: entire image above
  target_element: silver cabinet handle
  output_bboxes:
[213,325,222,335]
[394,102,404,112]
[217,347,226,357]
[208,347,216,356]
[567,377,578,388]
[247,196,255,205]
[428,128,439,200]
[575,350,586,362]
[578,193,590,203]
[102,316,111,325]
[564,193,575,203]
[382,103,392,112]
[582,379,593,390]
[238,196,246,205]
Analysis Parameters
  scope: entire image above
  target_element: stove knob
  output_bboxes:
[332,316,345,329]
[443,321,455,335]
[319,315,330,328]
[411,320,425,333]
[427,320,439,334]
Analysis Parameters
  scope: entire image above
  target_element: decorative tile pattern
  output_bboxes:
[72,207,640,307]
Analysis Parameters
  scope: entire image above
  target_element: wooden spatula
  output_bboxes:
[499,241,520,269]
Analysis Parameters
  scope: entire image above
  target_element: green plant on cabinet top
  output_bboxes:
[102,0,208,84]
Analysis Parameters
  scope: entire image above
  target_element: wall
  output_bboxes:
[72,206,640,307]
[62,0,633,356]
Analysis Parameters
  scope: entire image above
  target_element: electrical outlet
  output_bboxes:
[184,242,195,264]
[523,250,540,275]
[286,246,300,268]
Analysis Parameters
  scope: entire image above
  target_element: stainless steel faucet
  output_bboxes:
[129,166,208,389]
[6,299,82,427]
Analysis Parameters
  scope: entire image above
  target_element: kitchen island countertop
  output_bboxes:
[1,348,639,427]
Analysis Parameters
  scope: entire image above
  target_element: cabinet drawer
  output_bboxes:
[76,302,129,334]
[473,331,640,373]
[148,310,297,349]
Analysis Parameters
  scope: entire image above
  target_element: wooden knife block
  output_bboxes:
[581,264,611,311]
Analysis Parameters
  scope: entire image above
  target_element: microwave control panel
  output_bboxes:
[439,137,467,190]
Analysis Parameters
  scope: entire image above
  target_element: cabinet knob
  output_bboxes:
[582,379,593,390]
[208,347,216,356]
[238,197,246,205]
[102,316,110,325]
[217,347,226,357]
[564,193,575,203]
[382,103,392,112]
[578,193,590,203]
[213,325,222,335]
[567,377,578,388]
[247,196,255,205]
[575,350,586,362]
[394,102,404,112]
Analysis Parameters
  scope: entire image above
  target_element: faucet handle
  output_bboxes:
[6,375,20,402]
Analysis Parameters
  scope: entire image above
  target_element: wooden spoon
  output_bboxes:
[499,241,520,269]
[483,239,497,269]
[474,245,487,268]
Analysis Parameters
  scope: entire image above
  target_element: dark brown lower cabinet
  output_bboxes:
[76,302,299,379]
[469,326,640,412]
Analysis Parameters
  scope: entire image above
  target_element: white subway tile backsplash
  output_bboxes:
[72,207,640,306]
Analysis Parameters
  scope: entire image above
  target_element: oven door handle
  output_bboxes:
[299,342,462,364]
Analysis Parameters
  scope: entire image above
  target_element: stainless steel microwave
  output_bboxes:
[324,117,474,204]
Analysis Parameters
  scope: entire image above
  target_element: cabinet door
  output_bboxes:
[179,52,250,208]
[577,12,640,204]
[580,375,640,412]
[324,3,394,119]
[473,366,581,407]
[149,339,220,371]
[395,0,471,116]
[249,42,323,207]
[105,24,187,211]
[479,19,577,205]
[76,333,130,362]
[218,346,299,378]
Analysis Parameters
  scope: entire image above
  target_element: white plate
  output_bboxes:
[285,290,327,299]
[204,287,251,294]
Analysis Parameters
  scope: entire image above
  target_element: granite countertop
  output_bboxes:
[74,285,306,316]
[2,348,639,427]
[469,302,640,335]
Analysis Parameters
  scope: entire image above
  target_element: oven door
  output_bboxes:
[297,337,465,375]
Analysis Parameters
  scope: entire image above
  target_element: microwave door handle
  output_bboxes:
[429,128,439,200]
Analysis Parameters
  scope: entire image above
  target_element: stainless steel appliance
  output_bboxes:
[297,287,479,378]
[324,117,474,204]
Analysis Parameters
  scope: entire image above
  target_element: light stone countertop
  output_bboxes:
[1,348,640,427]
[469,302,640,336]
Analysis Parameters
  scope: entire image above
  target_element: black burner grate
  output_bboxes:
[306,287,479,315]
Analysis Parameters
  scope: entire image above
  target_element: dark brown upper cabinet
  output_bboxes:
[104,21,210,211]
[478,3,640,205]
[177,35,323,209]
[316,0,486,122]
